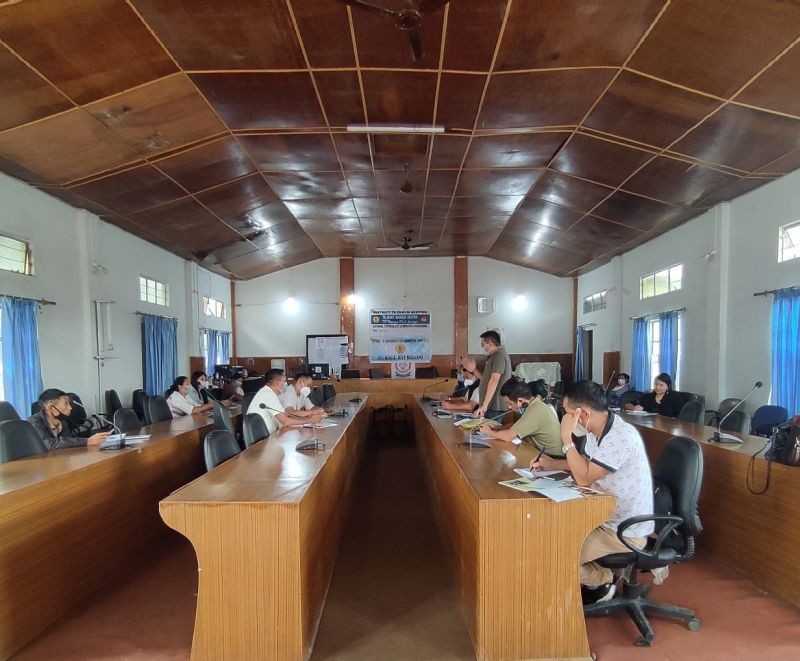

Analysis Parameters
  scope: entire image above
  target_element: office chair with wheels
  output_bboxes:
[203,430,241,471]
[342,369,361,379]
[584,435,704,646]
[113,408,142,434]
[706,397,742,426]
[148,396,172,424]
[211,399,236,435]
[243,413,269,448]
[751,405,788,437]
[619,390,644,409]
[677,400,704,424]
[322,384,336,403]
[240,391,256,416]
[719,409,750,434]
[309,387,324,407]
[132,389,149,424]
[416,366,438,378]
[106,389,123,418]
[0,401,20,422]
[0,419,48,463]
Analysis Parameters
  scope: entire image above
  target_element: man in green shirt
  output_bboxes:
[479,378,564,457]
[475,330,512,421]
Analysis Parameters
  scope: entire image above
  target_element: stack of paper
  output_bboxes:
[498,476,584,502]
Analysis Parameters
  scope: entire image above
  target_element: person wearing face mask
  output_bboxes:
[531,380,654,605]
[188,371,211,406]
[478,378,563,456]
[607,372,632,408]
[166,376,214,417]
[279,372,326,418]
[251,369,324,434]
[28,389,111,450]
[625,372,683,418]
[441,358,483,412]
[474,329,512,421]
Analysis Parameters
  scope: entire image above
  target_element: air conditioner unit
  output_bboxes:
[476,297,495,314]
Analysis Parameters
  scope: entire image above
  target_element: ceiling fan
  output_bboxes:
[400,163,415,194]
[339,0,451,61]
[376,230,434,251]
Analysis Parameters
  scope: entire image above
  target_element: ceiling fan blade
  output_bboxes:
[411,241,434,248]
[339,0,397,19]
[408,245,432,251]
[376,246,406,251]
[389,238,405,248]
[405,25,424,61]
[418,0,450,14]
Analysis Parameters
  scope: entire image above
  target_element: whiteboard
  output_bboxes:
[306,335,349,371]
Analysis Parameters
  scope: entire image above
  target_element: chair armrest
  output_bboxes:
[616,514,684,562]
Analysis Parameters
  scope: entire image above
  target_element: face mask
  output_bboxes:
[463,378,474,387]
[518,402,528,415]
[198,380,207,389]
[281,382,289,393]
[299,386,311,397]
[457,372,465,383]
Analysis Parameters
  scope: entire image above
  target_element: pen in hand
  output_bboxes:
[530,448,544,471]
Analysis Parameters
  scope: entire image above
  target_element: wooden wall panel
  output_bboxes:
[454,256,468,360]
[339,257,355,344]
[602,350,621,386]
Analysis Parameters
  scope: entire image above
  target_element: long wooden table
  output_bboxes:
[159,395,370,660]
[620,411,800,608]
[0,408,236,659]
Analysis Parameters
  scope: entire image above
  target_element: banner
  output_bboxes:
[369,309,432,363]
[391,361,416,379]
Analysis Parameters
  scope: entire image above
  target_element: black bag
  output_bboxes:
[765,422,800,466]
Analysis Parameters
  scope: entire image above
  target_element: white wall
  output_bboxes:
[468,257,574,354]
[576,258,623,381]
[0,172,230,413]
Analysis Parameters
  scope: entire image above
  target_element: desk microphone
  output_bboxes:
[70,399,126,448]
[603,369,617,395]
[421,379,449,401]
[259,404,325,451]
[461,410,508,449]
[709,381,762,444]
[349,391,363,403]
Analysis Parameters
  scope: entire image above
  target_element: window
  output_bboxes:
[779,221,800,263]
[203,296,226,319]
[640,264,683,299]
[0,307,4,401]
[139,276,169,306]
[0,235,33,276]
[648,315,682,389]
[583,290,607,314]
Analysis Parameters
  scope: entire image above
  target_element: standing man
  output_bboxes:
[474,330,512,421]
[531,380,654,604]
[28,389,110,450]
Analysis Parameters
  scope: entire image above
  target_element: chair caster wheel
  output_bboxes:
[688,618,701,631]
[635,637,653,647]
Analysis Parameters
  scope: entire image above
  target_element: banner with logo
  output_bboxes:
[391,361,416,379]
[369,309,432,363]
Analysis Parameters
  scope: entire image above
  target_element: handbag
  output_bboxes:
[765,422,800,467]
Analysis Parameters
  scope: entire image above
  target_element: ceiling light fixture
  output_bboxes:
[346,123,444,134]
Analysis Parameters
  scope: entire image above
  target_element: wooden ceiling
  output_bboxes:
[1,0,800,279]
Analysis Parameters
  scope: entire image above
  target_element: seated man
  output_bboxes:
[28,389,110,450]
[279,372,326,418]
[441,358,482,412]
[251,369,322,434]
[531,380,654,604]
[166,376,214,417]
[479,378,563,457]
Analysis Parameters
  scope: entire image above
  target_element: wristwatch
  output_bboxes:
[562,442,575,454]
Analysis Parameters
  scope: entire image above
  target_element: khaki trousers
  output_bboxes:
[580,525,646,587]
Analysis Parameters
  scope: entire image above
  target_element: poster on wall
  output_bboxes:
[391,361,416,379]
[369,309,432,363]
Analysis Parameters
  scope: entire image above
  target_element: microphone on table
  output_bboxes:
[259,404,325,451]
[421,379,449,402]
[708,381,763,444]
[70,398,126,448]
[462,409,509,449]
[349,391,362,403]
[604,369,617,395]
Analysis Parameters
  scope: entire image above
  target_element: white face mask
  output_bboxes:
[573,423,588,437]
[299,386,311,397]
[463,378,475,387]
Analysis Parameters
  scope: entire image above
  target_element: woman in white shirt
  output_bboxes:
[166,376,214,418]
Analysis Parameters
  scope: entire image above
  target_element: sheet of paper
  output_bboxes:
[303,421,338,428]
[124,434,150,444]
[625,410,658,416]
[532,486,584,502]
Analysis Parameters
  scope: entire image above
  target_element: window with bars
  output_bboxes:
[779,221,800,263]
[139,276,169,306]
[640,264,683,300]
[583,290,607,314]
[648,315,682,390]
[0,234,33,276]
[203,296,226,319]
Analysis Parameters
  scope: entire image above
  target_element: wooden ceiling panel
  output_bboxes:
[361,71,438,125]
[593,191,675,231]
[448,195,522,217]
[191,73,324,130]
[429,135,470,169]
[456,169,542,197]
[584,70,722,148]
[194,174,280,221]
[0,109,139,184]
[284,198,358,220]
[292,0,355,68]
[628,0,800,99]
[479,69,616,129]
[376,196,424,218]
[442,0,507,71]
[154,136,256,193]
[237,202,299,231]
[464,132,567,169]
[69,164,185,215]
[332,134,373,171]
[502,217,564,245]
[343,171,377,197]
[562,216,644,247]
[130,0,304,70]
[512,197,583,230]
[528,170,613,213]
[239,134,339,171]
[445,216,509,234]
[550,133,654,187]
[736,44,800,118]
[264,171,350,200]
[313,233,369,258]
[495,0,664,71]
[0,0,176,104]
[694,176,775,210]
[672,105,800,172]
[375,170,425,198]
[435,74,487,131]
[314,71,366,128]
[297,217,366,234]
[623,156,739,206]
[425,170,460,197]
[247,221,307,248]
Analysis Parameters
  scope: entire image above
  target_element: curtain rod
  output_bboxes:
[199,326,232,333]
[629,306,686,320]
[0,294,56,306]
[753,285,800,297]
[136,311,178,320]
[577,323,597,328]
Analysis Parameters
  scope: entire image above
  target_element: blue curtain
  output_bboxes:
[143,315,178,396]
[573,327,586,381]
[217,332,231,365]
[659,310,680,380]
[631,317,651,391]
[771,290,800,416]
[204,329,218,375]
[1,297,44,415]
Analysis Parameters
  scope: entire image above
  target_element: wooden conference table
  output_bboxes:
[161,390,614,661]
[0,407,239,659]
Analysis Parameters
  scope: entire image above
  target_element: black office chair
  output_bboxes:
[619,390,644,409]
[706,397,742,426]
[416,366,438,378]
[211,398,236,436]
[148,396,172,424]
[0,419,48,463]
[113,408,142,434]
[65,392,97,437]
[132,389,149,424]
[309,387,324,407]
[0,401,20,422]
[584,436,703,646]
[243,413,269,448]
[240,391,256,416]
[203,430,241,471]
[677,400,704,424]
[369,368,385,379]
[106,389,123,418]
[322,384,336,402]
[341,369,361,379]
[751,405,789,437]
[719,409,750,434]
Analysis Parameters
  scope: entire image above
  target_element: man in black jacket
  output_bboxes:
[28,389,109,450]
